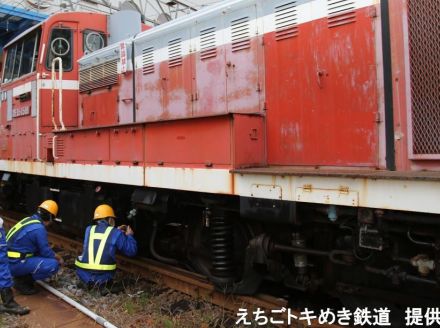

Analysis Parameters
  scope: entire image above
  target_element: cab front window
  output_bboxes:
[46,28,73,71]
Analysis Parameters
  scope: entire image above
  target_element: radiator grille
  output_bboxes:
[168,38,182,68]
[56,137,65,157]
[409,0,440,156]
[275,1,298,41]
[327,0,356,28]
[200,27,217,60]
[79,59,118,92]
[231,17,250,52]
[142,47,155,74]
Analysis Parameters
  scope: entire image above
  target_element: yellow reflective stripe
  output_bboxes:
[88,226,112,263]
[78,225,115,271]
[6,218,41,242]
[7,251,33,258]
[94,227,112,265]
[6,217,29,240]
[88,226,96,265]
[75,259,116,271]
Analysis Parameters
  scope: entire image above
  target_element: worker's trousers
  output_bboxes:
[9,257,59,281]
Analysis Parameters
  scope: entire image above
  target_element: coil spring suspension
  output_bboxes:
[210,215,235,280]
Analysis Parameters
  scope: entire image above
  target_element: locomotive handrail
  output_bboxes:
[51,57,66,131]
[36,76,41,162]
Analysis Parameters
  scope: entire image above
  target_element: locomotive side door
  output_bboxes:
[264,0,379,166]
[310,1,379,166]
[160,28,193,119]
[134,36,164,122]
[224,3,263,114]
[191,13,227,116]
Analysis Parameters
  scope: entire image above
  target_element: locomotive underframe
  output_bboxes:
[1,171,439,306]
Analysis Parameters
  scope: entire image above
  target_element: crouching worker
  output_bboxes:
[75,204,137,295]
[7,200,63,295]
[0,217,29,315]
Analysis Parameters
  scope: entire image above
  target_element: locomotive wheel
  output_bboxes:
[187,217,254,287]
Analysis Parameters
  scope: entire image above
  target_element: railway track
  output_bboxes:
[1,211,340,328]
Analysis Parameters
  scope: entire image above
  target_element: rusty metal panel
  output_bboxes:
[39,90,53,127]
[133,37,163,122]
[118,72,134,124]
[81,89,118,127]
[232,114,266,168]
[61,129,110,162]
[265,4,378,166]
[407,0,440,159]
[296,184,358,206]
[192,16,227,116]
[0,94,10,158]
[0,132,11,158]
[251,184,282,199]
[40,89,78,128]
[224,4,262,114]
[11,116,36,161]
[109,126,143,163]
[161,30,193,119]
[145,116,231,167]
[60,91,78,127]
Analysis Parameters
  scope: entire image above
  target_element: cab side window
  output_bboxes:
[3,46,17,83]
[20,33,40,77]
[46,28,73,71]
[2,29,40,83]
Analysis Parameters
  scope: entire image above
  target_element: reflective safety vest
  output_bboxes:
[75,226,116,271]
[6,217,40,259]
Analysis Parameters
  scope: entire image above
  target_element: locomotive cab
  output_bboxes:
[0,13,107,164]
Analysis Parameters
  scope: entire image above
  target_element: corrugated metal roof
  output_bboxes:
[0,3,47,50]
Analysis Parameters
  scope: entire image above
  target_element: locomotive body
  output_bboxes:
[1,0,440,305]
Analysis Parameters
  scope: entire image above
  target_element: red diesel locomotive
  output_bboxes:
[0,0,439,306]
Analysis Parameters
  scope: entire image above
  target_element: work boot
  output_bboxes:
[0,288,30,315]
[99,281,123,296]
[13,275,38,295]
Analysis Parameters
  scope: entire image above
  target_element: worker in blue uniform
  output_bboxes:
[75,204,137,295]
[0,217,29,315]
[7,200,63,295]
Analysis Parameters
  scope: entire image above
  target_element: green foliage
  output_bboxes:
[162,318,174,328]
[124,299,135,315]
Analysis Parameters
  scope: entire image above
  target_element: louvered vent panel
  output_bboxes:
[56,137,65,157]
[231,17,251,52]
[168,38,182,68]
[327,0,356,27]
[142,47,155,75]
[275,1,298,41]
[79,59,118,92]
[200,27,217,60]
[408,0,440,156]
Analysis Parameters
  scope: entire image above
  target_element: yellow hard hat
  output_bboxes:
[94,204,115,220]
[39,200,58,217]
